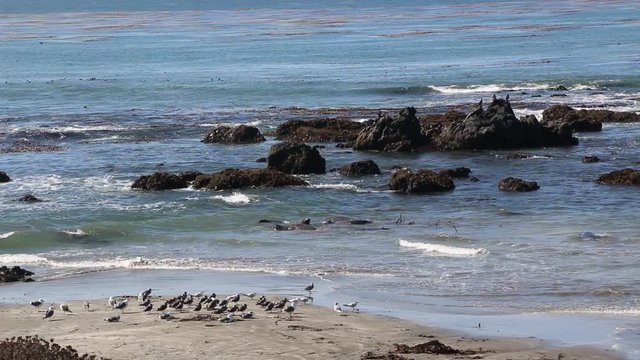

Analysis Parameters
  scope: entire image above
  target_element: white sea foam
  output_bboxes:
[398,239,488,256]
[60,229,87,236]
[212,192,252,204]
[0,231,16,239]
[311,183,360,191]
[0,254,49,264]
[430,83,551,94]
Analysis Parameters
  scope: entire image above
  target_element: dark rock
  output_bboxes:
[583,155,600,163]
[193,168,308,190]
[275,118,365,143]
[201,125,266,144]
[0,171,10,183]
[339,160,381,176]
[354,107,427,152]
[267,142,326,174]
[394,340,463,355]
[179,171,203,182]
[256,157,267,163]
[335,142,354,149]
[389,168,455,194]
[439,167,471,178]
[552,85,569,91]
[18,194,43,203]
[131,172,188,190]
[498,177,540,192]
[427,97,577,150]
[0,265,34,283]
[596,168,640,185]
[0,140,66,153]
[550,93,567,97]
[542,105,602,132]
[469,176,480,182]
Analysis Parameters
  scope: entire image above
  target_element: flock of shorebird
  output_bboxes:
[28,282,360,323]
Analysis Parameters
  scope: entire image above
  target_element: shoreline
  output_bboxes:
[0,296,622,360]
[0,269,629,359]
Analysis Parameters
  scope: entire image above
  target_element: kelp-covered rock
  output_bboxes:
[339,160,381,176]
[193,168,308,190]
[427,97,577,150]
[201,125,266,144]
[131,172,188,190]
[389,168,455,194]
[0,266,34,283]
[542,105,602,132]
[354,107,427,152]
[276,118,366,143]
[498,177,540,192]
[596,168,640,185]
[0,171,10,183]
[267,142,326,174]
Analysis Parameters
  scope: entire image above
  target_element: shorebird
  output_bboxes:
[43,306,54,320]
[237,303,247,312]
[143,303,153,312]
[241,311,254,319]
[282,301,296,320]
[30,299,44,312]
[159,312,174,320]
[105,315,120,322]
[84,301,90,312]
[60,303,73,314]
[242,292,256,299]
[141,288,152,300]
[333,302,342,313]
[304,282,314,295]
[193,302,202,312]
[115,299,128,313]
[108,296,118,308]
[190,291,203,298]
[139,299,151,307]
[157,302,168,312]
[342,302,358,312]
[220,313,234,323]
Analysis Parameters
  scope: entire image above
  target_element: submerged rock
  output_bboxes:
[0,266,34,283]
[339,160,381,176]
[0,171,10,183]
[131,172,188,190]
[389,168,455,194]
[354,107,427,152]
[201,125,266,144]
[596,168,640,185]
[18,194,43,203]
[267,142,326,174]
[582,155,600,163]
[193,168,308,190]
[439,167,471,178]
[276,118,366,143]
[498,177,540,192]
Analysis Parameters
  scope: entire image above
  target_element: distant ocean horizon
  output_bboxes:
[1,0,640,358]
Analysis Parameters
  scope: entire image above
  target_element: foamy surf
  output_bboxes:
[430,83,551,95]
[212,192,252,204]
[399,239,488,256]
[60,229,87,236]
[0,231,16,239]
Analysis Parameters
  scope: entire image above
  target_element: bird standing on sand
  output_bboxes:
[60,303,73,314]
[243,292,256,299]
[143,303,153,312]
[84,301,90,311]
[157,302,168,312]
[333,302,342,313]
[282,301,296,320]
[30,299,44,312]
[115,299,128,313]
[159,312,174,320]
[108,296,118,308]
[342,302,358,312]
[43,306,54,320]
[105,315,120,322]
[304,282,314,295]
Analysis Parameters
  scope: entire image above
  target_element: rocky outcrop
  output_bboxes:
[426,97,577,150]
[583,155,600,163]
[202,125,266,144]
[131,172,188,190]
[542,105,602,132]
[596,168,640,185]
[267,142,326,174]
[389,168,455,194]
[276,118,366,143]
[178,171,203,182]
[193,168,308,190]
[18,194,43,203]
[440,167,471,178]
[0,266,34,283]
[339,160,381,176]
[498,177,540,192]
[354,107,427,152]
[0,171,10,183]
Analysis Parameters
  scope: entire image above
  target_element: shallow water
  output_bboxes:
[1,0,640,358]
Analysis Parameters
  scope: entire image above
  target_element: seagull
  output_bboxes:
[141,288,152,300]
[139,299,151,307]
[242,292,256,299]
[60,303,73,314]
[157,302,168,311]
[304,282,314,295]
[30,299,44,312]
[84,301,90,312]
[241,311,254,319]
[108,296,118,308]
[220,313,234,323]
[193,302,202,312]
[159,312,174,320]
[293,296,310,304]
[282,301,296,320]
[105,315,120,322]
[226,294,240,303]
[115,299,128,313]
[342,302,358,312]
[190,291,203,298]
[43,306,54,320]
[333,302,342,313]
[143,303,153,312]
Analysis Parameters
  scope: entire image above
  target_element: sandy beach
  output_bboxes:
[0,296,621,360]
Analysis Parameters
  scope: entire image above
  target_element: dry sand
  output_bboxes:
[0,296,622,360]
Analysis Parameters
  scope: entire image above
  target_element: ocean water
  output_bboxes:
[1,0,640,357]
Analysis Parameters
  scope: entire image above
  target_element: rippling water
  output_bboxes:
[1,0,640,357]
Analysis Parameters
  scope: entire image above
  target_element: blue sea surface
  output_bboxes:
[1,0,640,358]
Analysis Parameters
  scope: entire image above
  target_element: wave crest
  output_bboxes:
[399,239,488,256]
